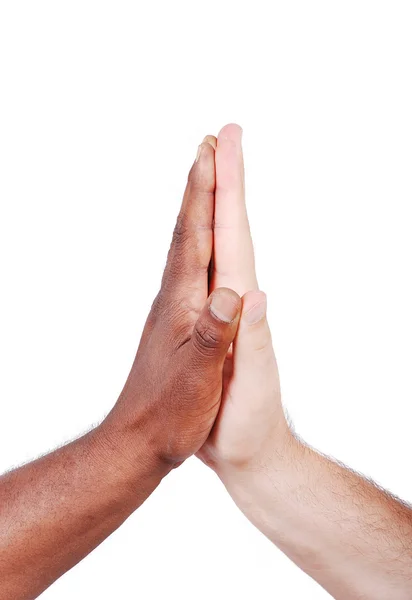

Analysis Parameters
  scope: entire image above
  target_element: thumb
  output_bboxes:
[230,292,286,455]
[189,287,241,369]
[233,291,279,392]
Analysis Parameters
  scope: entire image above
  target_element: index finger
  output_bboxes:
[211,124,258,297]
[160,137,217,309]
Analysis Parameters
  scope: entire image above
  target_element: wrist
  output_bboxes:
[90,411,172,501]
[214,418,300,481]
[216,427,307,507]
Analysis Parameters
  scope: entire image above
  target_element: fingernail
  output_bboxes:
[243,293,267,325]
[210,290,240,323]
[202,135,217,150]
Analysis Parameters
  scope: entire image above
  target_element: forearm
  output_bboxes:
[0,419,169,600]
[219,434,412,600]
[0,134,235,599]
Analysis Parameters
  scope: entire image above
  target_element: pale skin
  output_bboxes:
[0,125,412,600]
[199,123,412,600]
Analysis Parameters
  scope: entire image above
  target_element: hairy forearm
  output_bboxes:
[219,435,412,599]
[0,420,169,600]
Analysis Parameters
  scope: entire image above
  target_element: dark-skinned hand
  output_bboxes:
[102,136,241,468]
[0,135,241,600]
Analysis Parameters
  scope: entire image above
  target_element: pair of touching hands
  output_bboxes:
[1,123,290,600]
[3,124,412,600]
[103,123,288,477]
[100,124,412,600]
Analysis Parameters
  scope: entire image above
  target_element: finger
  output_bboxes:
[189,287,241,371]
[232,291,279,406]
[161,137,217,307]
[202,135,217,150]
[141,138,216,347]
[212,124,258,297]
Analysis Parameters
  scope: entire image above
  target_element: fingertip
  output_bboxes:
[218,123,243,143]
[190,140,216,192]
[209,287,241,324]
[195,139,215,163]
[202,135,217,150]
[242,291,267,325]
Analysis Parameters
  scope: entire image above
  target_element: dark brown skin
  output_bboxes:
[0,137,241,600]
[106,137,241,466]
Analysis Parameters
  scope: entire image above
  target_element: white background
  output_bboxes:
[1,2,412,598]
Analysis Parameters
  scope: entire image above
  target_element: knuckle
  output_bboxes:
[172,215,191,247]
[166,216,210,282]
[194,321,222,353]
[252,329,273,354]
[253,335,272,354]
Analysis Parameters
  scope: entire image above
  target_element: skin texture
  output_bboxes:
[200,123,412,599]
[0,138,241,600]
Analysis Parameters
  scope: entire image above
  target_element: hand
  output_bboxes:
[197,126,412,600]
[197,124,292,472]
[0,136,244,600]
[102,137,242,468]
